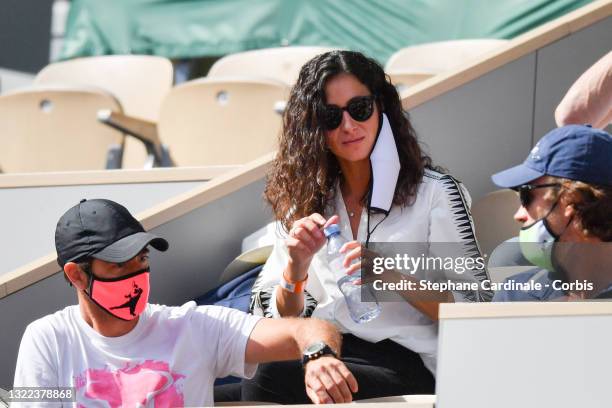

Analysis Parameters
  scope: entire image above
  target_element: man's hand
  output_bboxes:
[246,318,357,403]
[304,356,358,404]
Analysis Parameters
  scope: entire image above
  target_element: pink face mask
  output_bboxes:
[86,268,150,321]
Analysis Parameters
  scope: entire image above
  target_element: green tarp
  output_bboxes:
[62,0,594,64]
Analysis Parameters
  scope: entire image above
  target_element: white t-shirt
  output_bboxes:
[13,302,261,407]
[252,169,490,374]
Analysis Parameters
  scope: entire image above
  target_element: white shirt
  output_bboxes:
[252,169,489,374]
[13,302,261,407]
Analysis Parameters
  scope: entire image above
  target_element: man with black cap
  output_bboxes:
[490,125,612,301]
[14,199,358,406]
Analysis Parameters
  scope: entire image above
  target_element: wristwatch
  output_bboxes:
[302,341,337,366]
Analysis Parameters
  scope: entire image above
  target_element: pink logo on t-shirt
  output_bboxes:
[74,360,185,407]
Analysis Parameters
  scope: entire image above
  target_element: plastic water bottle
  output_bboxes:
[324,224,381,324]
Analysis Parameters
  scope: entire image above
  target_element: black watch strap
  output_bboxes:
[302,342,337,366]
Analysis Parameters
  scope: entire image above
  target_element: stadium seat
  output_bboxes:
[156,77,289,166]
[96,109,172,167]
[35,55,174,168]
[208,46,336,85]
[385,39,509,74]
[0,85,124,173]
[219,245,273,286]
[387,71,435,94]
[471,189,521,256]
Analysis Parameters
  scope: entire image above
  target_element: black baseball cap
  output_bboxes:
[55,199,169,267]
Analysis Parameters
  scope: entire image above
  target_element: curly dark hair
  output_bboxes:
[265,50,434,231]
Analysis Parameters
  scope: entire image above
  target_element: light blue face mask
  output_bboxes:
[519,217,558,271]
[519,198,572,272]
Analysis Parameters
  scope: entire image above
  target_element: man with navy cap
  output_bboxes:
[491,125,612,301]
[14,199,358,406]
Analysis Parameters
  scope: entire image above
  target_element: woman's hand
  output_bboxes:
[341,242,382,285]
[340,241,362,276]
[285,214,339,281]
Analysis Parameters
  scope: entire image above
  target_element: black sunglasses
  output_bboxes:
[319,95,375,130]
[514,183,561,207]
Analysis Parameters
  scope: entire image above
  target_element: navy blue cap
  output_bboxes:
[492,125,612,188]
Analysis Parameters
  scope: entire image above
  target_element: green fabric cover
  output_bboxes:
[61,0,594,64]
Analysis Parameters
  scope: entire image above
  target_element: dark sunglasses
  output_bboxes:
[319,95,375,130]
[514,183,561,207]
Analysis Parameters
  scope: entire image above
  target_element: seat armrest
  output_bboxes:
[97,110,173,167]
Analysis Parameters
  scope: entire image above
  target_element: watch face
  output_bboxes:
[304,341,326,356]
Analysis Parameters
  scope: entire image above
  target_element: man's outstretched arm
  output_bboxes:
[555,51,612,129]
[245,317,358,404]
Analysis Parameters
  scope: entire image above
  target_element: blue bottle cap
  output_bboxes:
[323,224,340,238]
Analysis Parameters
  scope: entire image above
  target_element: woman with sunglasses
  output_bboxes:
[242,51,489,404]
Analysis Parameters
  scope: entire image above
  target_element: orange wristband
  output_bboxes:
[280,273,308,294]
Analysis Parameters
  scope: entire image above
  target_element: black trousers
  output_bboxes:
[214,334,435,404]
